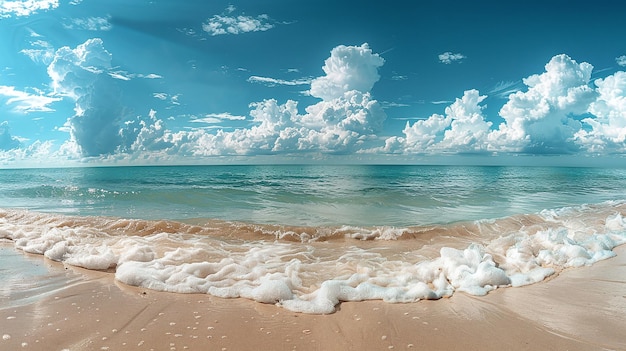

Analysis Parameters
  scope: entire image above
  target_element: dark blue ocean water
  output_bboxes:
[1,165,625,226]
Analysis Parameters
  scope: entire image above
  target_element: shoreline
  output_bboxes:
[1,244,624,350]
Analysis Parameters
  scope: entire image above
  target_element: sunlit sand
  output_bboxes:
[2,244,624,350]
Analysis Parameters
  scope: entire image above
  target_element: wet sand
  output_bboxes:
[1,244,625,351]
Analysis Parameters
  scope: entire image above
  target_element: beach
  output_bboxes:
[2,165,626,350]
[2,244,624,351]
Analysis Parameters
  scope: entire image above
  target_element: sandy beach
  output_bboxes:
[1,244,624,351]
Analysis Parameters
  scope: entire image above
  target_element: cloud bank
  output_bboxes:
[384,54,626,156]
[181,43,386,156]
[32,40,387,161]
[3,38,626,166]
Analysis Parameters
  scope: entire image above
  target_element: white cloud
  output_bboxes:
[63,16,112,31]
[0,0,58,18]
[0,85,61,113]
[139,73,162,79]
[47,38,113,99]
[180,92,385,155]
[384,54,612,156]
[616,55,626,67]
[170,94,181,105]
[20,40,55,64]
[107,71,163,81]
[490,54,596,153]
[384,90,491,153]
[13,44,626,165]
[576,71,626,152]
[205,112,246,121]
[439,91,492,151]
[488,80,522,98]
[122,110,174,154]
[247,75,313,87]
[47,38,127,157]
[108,71,131,81]
[97,43,387,160]
[0,122,21,150]
[391,74,408,81]
[0,140,56,166]
[438,52,466,64]
[309,43,384,101]
[380,101,410,108]
[202,7,274,36]
[153,93,167,100]
[152,92,181,107]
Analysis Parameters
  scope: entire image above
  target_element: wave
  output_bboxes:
[1,201,625,314]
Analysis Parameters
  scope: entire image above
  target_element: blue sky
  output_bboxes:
[1,0,626,166]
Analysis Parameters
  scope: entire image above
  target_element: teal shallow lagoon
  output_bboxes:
[1,165,625,313]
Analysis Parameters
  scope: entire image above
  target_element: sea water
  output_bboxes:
[1,165,625,313]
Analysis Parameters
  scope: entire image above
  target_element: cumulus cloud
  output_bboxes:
[438,52,466,64]
[0,85,61,113]
[576,71,626,152]
[47,38,130,157]
[106,43,387,159]
[0,122,21,150]
[202,6,274,36]
[490,54,596,153]
[384,90,491,153]
[119,110,173,154]
[0,0,58,18]
[384,54,613,156]
[616,55,626,67]
[177,90,385,156]
[15,40,626,164]
[47,38,113,99]
[108,70,163,81]
[0,140,56,166]
[309,44,384,101]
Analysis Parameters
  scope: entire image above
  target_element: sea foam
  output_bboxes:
[1,203,625,314]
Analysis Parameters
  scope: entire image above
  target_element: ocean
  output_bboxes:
[1,165,625,313]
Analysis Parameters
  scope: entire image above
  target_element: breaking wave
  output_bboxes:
[1,201,625,314]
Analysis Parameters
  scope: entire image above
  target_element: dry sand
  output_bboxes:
[1,245,625,351]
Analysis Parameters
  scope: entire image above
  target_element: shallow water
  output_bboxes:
[0,245,83,309]
[1,165,625,313]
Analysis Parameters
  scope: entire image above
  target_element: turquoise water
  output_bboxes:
[1,165,625,226]
[2,165,626,313]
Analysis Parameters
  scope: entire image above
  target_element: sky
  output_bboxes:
[1,0,626,167]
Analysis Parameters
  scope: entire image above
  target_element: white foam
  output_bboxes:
[1,203,625,314]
